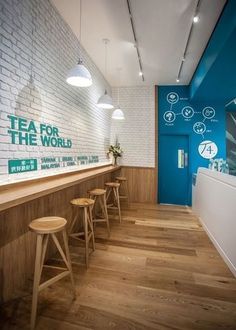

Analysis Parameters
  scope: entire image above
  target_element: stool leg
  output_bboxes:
[114,187,122,223]
[101,194,110,236]
[126,181,130,205]
[112,187,117,207]
[106,187,112,202]
[83,208,89,268]
[39,234,49,279]
[91,195,97,230]
[62,229,76,299]
[31,234,43,330]
[88,205,96,251]
[70,206,78,234]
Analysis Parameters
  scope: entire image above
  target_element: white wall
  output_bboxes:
[111,86,155,167]
[193,167,236,276]
[0,0,112,184]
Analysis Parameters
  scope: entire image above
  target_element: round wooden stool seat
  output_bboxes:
[29,216,67,234]
[116,176,127,181]
[70,198,95,207]
[105,182,120,188]
[89,188,106,196]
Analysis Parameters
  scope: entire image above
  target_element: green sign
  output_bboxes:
[7,115,72,148]
[8,159,38,174]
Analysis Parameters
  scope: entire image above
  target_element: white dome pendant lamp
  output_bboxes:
[97,39,114,109]
[112,107,125,120]
[66,0,92,87]
[112,68,125,120]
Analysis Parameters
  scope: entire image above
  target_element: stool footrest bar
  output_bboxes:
[38,270,70,292]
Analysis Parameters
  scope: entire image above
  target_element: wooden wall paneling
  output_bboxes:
[120,167,156,203]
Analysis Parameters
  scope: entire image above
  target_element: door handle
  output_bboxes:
[178,149,184,168]
[184,153,188,167]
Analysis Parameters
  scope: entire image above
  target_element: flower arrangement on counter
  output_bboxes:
[108,142,123,166]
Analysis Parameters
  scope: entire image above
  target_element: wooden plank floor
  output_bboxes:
[1,203,236,329]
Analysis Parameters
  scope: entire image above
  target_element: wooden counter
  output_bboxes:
[0,165,120,212]
[0,165,121,303]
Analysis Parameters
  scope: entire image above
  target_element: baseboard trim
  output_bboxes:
[198,216,236,277]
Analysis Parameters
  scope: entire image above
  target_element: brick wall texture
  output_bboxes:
[0,0,155,183]
[111,86,155,168]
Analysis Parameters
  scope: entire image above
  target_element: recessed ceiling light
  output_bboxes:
[139,71,143,76]
[176,78,180,83]
[193,15,199,23]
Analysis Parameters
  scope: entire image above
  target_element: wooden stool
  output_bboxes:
[116,176,129,204]
[29,216,75,330]
[88,188,110,236]
[69,198,95,268]
[105,182,122,223]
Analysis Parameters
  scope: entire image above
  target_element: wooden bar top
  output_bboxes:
[0,165,121,212]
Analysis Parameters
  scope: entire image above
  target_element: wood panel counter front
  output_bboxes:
[0,165,121,302]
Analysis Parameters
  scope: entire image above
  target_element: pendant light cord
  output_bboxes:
[78,0,83,63]
[118,68,121,106]
[30,0,35,81]
[105,41,107,76]
[79,0,82,43]
[118,73,120,105]
[102,39,109,92]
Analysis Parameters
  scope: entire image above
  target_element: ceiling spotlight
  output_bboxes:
[182,57,186,62]
[139,71,143,76]
[176,78,180,83]
[193,15,199,23]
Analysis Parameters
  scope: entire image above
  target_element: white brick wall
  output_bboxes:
[0,0,112,183]
[111,86,155,167]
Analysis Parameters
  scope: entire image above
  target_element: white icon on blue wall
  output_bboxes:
[163,111,176,123]
[166,92,179,104]
[202,107,215,119]
[198,140,218,159]
[182,106,194,119]
[193,122,206,134]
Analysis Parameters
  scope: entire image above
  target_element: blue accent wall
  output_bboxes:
[158,86,226,204]
[158,0,236,204]
[190,0,236,103]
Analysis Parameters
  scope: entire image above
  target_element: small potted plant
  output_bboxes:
[108,142,123,166]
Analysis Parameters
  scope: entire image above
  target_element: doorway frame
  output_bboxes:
[157,132,192,206]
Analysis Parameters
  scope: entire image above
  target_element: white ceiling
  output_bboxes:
[51,0,226,87]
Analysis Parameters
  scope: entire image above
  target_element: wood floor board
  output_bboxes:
[1,202,236,329]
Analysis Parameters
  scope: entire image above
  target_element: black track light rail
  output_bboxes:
[127,0,144,82]
[177,0,201,82]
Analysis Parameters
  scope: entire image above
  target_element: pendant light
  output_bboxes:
[97,39,114,109]
[112,68,125,120]
[112,107,125,120]
[66,0,92,87]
